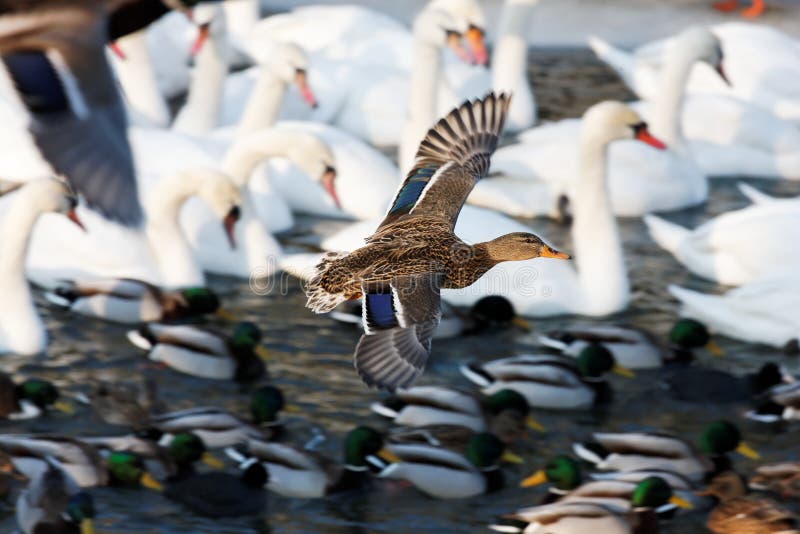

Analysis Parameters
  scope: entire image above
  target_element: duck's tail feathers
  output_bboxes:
[459,363,495,388]
[737,182,777,205]
[126,326,154,351]
[280,252,325,282]
[644,215,689,255]
[587,35,635,86]
[415,92,512,177]
[572,441,607,465]
[224,445,253,467]
[369,401,400,419]
[43,283,78,309]
[305,251,350,314]
[537,334,569,352]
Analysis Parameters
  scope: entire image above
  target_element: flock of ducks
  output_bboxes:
[0,0,799,532]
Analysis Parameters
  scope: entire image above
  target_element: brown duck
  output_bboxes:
[750,462,800,500]
[306,93,570,391]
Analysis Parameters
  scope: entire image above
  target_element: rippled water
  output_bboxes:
[2,48,800,533]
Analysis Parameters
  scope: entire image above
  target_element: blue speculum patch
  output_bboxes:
[3,51,68,113]
[388,165,437,214]
[366,292,397,328]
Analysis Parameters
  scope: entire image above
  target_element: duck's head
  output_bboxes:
[167,432,222,468]
[249,385,285,424]
[281,131,339,209]
[576,343,634,379]
[699,420,760,460]
[65,492,95,534]
[669,318,722,356]
[483,232,571,263]
[483,389,544,432]
[630,476,692,511]
[520,455,582,491]
[343,426,397,469]
[465,432,520,469]
[178,287,221,315]
[16,378,72,413]
[415,0,487,65]
[192,169,242,249]
[106,451,163,491]
[266,43,317,108]
[674,27,727,84]
[582,101,666,150]
[230,321,264,351]
[470,296,530,331]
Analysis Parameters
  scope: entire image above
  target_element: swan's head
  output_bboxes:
[187,4,223,57]
[281,131,339,209]
[483,232,570,262]
[27,178,85,231]
[267,43,317,108]
[582,101,667,150]
[193,169,242,250]
[675,27,728,84]
[415,0,488,65]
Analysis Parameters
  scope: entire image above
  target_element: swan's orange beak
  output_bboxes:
[542,246,570,260]
[67,208,86,232]
[295,70,318,109]
[223,206,240,250]
[108,42,126,60]
[634,124,667,150]
[464,26,488,66]
[447,32,472,64]
[190,23,211,57]
[321,167,340,209]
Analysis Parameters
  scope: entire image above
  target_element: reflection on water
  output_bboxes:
[2,48,800,532]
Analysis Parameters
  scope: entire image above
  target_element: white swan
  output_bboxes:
[591,22,800,124]
[318,102,650,317]
[472,28,714,218]
[26,168,241,290]
[644,200,800,286]
[669,271,800,348]
[0,179,79,355]
[591,27,800,180]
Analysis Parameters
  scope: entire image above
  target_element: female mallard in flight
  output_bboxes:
[127,321,269,381]
[0,374,73,420]
[305,93,569,391]
[572,420,760,483]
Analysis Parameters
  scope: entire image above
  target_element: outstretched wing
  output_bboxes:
[378,92,511,230]
[354,274,443,391]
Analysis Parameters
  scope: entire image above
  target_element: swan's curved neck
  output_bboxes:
[650,44,695,150]
[223,129,297,187]
[173,9,230,135]
[0,189,43,284]
[572,130,628,311]
[112,30,170,128]
[145,172,205,288]
[235,70,286,140]
[401,34,442,171]
[492,0,536,100]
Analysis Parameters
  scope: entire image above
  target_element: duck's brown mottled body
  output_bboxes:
[305,93,569,391]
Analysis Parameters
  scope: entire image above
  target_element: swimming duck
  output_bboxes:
[0,374,73,420]
[749,462,800,500]
[376,432,521,499]
[224,426,397,498]
[148,385,287,449]
[747,381,800,423]
[44,279,224,325]
[127,321,269,381]
[82,377,164,427]
[712,0,765,18]
[329,295,530,340]
[460,346,634,411]
[15,461,95,534]
[699,471,799,533]
[0,435,108,488]
[665,362,789,404]
[305,93,569,391]
[572,420,760,483]
[492,476,689,533]
[371,386,543,443]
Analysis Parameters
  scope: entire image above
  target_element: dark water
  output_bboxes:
[3,48,800,533]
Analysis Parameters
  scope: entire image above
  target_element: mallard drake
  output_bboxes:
[224,426,397,498]
[371,386,543,443]
[329,295,530,340]
[700,471,799,533]
[749,462,800,500]
[44,278,225,324]
[305,93,569,391]
[460,346,634,410]
[376,432,521,499]
[0,374,73,419]
[747,381,800,423]
[164,461,267,518]
[493,476,689,533]
[148,385,286,448]
[15,460,95,534]
[127,321,269,381]
[572,420,760,483]
[539,318,722,369]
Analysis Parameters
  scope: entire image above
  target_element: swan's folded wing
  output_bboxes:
[378,93,511,230]
[355,275,442,391]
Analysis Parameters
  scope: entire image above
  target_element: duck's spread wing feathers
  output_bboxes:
[354,275,443,391]
[0,8,141,226]
[378,93,511,230]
